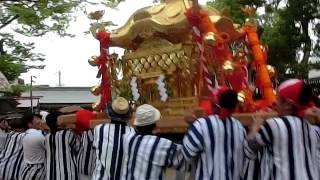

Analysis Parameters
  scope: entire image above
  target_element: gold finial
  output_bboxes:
[90,85,101,96]
[222,60,234,72]
[88,56,99,66]
[203,32,217,45]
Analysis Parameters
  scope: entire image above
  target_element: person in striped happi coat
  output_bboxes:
[247,79,320,180]
[311,123,320,179]
[121,104,186,180]
[242,147,273,180]
[20,112,46,180]
[45,111,80,180]
[182,87,247,180]
[77,129,95,180]
[92,97,134,180]
[0,116,8,154]
[75,109,96,180]
[0,114,26,180]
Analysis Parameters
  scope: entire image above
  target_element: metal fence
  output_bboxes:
[305,78,320,96]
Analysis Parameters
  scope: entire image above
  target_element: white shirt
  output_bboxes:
[0,129,7,151]
[23,128,46,164]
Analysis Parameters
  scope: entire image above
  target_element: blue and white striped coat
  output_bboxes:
[77,129,96,176]
[45,129,80,180]
[182,115,247,180]
[0,132,25,180]
[92,123,134,180]
[252,116,320,180]
[121,132,186,180]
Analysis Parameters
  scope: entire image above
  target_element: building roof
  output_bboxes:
[21,86,99,104]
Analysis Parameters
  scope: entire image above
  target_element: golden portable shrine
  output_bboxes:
[59,0,278,133]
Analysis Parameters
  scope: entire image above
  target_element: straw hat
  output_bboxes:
[134,104,161,126]
[106,97,131,122]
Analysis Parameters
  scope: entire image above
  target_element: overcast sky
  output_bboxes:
[16,0,209,87]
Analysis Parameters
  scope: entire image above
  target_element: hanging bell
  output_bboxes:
[237,91,246,103]
[88,56,99,66]
[222,60,234,73]
[203,32,217,45]
[90,85,101,96]
[266,65,276,77]
[92,101,101,111]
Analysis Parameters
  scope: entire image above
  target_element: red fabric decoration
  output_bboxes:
[225,70,246,91]
[185,9,202,27]
[199,100,213,115]
[211,86,229,104]
[212,44,233,63]
[96,31,112,111]
[76,109,96,133]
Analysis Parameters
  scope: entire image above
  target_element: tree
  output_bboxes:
[207,0,320,79]
[0,0,125,82]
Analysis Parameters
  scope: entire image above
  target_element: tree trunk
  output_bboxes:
[0,39,5,55]
[301,21,311,65]
[0,15,19,30]
[300,21,312,78]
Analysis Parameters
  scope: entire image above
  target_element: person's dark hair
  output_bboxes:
[315,96,320,107]
[0,116,5,123]
[135,123,156,135]
[219,90,239,110]
[21,112,34,125]
[8,115,27,130]
[46,111,62,133]
[299,83,314,105]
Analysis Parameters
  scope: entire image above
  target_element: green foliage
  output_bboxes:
[207,0,246,24]
[0,0,123,87]
[207,0,320,79]
[0,32,44,81]
[0,0,82,36]
[118,80,132,101]
[3,84,28,97]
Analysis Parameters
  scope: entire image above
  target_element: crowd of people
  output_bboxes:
[0,78,320,180]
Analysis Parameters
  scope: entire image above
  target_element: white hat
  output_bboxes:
[134,104,161,126]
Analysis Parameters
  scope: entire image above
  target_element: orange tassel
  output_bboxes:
[243,25,276,105]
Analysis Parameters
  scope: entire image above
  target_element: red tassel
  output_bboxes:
[185,9,201,27]
[96,31,112,111]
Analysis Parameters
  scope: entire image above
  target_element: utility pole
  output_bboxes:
[30,76,36,113]
[58,71,61,87]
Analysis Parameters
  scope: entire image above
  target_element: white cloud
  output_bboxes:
[20,0,209,87]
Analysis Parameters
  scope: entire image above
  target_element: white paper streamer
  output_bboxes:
[130,77,140,101]
[157,75,168,102]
